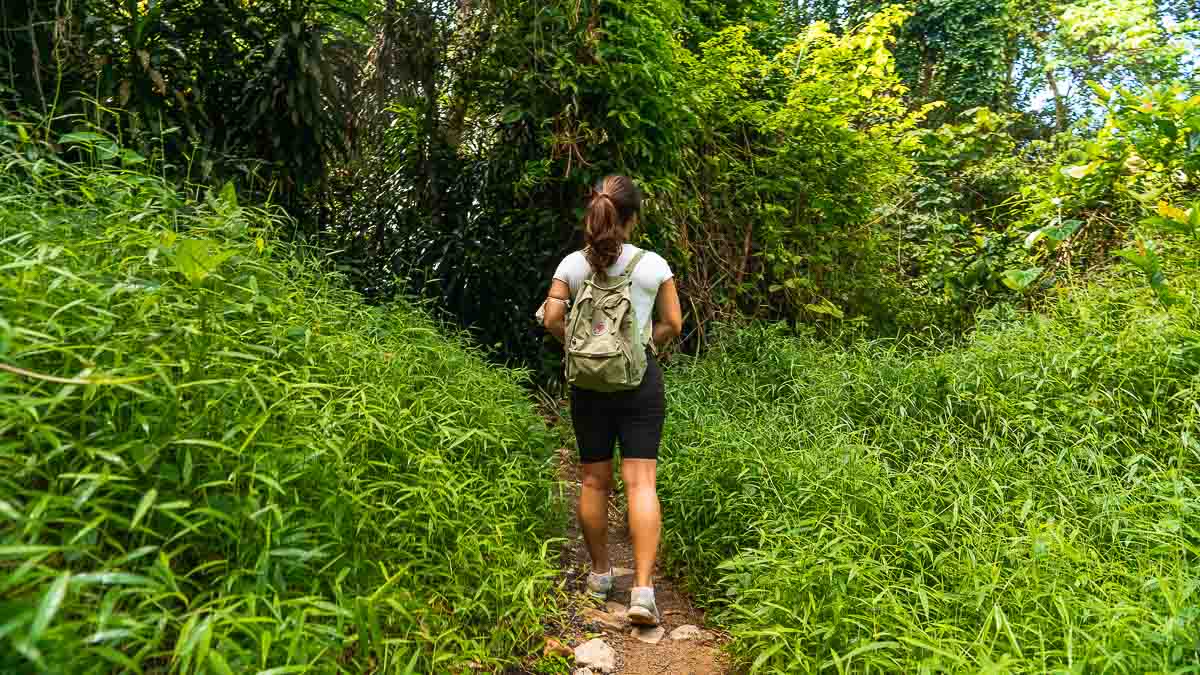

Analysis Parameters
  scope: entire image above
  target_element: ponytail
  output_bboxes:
[584,175,642,273]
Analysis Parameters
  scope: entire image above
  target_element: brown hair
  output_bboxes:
[584,174,642,272]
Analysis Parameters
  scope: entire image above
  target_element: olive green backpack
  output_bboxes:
[564,250,649,392]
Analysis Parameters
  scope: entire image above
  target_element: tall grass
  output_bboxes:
[659,283,1200,672]
[0,123,560,673]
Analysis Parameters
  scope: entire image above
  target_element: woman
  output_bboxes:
[541,175,683,626]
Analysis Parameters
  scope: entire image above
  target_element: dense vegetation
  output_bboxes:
[0,133,559,672]
[8,0,1198,375]
[659,282,1200,671]
[3,0,1200,672]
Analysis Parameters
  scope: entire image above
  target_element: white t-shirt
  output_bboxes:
[554,244,673,332]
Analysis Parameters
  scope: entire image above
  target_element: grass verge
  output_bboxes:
[0,124,560,673]
[659,282,1200,672]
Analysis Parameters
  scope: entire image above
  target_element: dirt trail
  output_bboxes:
[546,447,731,675]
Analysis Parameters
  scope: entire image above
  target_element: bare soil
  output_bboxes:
[550,446,732,675]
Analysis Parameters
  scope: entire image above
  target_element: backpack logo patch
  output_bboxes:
[592,321,607,336]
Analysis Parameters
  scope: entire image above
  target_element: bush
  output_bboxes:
[658,279,1200,672]
[0,129,560,673]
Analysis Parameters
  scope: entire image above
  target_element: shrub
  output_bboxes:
[0,127,560,673]
[658,279,1200,672]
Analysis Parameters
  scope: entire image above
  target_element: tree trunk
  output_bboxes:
[919,51,935,104]
[1045,66,1068,132]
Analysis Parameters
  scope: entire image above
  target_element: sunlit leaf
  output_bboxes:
[173,239,234,285]
[1085,80,1111,103]
[804,298,844,318]
[220,181,238,209]
[121,150,148,166]
[1061,163,1094,180]
[29,573,69,642]
[130,489,157,530]
[1002,267,1043,291]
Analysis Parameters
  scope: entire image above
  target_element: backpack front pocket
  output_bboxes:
[567,346,631,391]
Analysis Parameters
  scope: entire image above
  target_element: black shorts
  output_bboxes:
[570,351,665,464]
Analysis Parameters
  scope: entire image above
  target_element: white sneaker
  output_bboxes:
[627,586,660,626]
[586,569,613,601]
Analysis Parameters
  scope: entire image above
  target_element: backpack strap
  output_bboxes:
[576,246,595,287]
[621,250,653,346]
[581,248,646,285]
[620,250,647,282]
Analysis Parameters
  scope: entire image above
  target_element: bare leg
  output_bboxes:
[579,460,612,573]
[621,458,660,588]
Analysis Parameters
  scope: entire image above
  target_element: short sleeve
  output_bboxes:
[649,252,673,287]
[553,252,588,296]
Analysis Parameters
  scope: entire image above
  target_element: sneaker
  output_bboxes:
[627,586,660,626]
[586,569,613,602]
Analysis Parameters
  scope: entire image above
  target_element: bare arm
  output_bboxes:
[652,278,683,348]
[542,279,571,343]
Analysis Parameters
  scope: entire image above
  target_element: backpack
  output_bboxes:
[564,250,649,392]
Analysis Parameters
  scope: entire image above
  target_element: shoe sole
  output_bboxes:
[627,606,659,626]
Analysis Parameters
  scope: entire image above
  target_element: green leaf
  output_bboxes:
[1002,267,1043,292]
[500,107,524,124]
[0,317,10,358]
[1115,247,1153,273]
[1155,118,1178,141]
[1141,216,1195,236]
[29,572,70,642]
[130,489,158,530]
[58,131,108,144]
[1023,228,1046,249]
[804,298,844,319]
[1085,80,1111,103]
[1043,219,1082,244]
[97,141,120,161]
[174,239,235,285]
[219,180,238,209]
[72,572,156,587]
[0,545,61,558]
[1061,163,1094,180]
[121,150,147,166]
[207,649,235,675]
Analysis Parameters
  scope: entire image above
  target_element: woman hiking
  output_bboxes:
[541,174,683,626]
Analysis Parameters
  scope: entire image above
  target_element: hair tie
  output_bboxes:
[591,188,612,203]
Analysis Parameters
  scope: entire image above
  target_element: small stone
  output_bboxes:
[630,625,666,645]
[574,638,616,673]
[612,567,636,577]
[605,601,627,616]
[573,669,596,675]
[668,624,712,641]
[544,637,573,658]
[581,607,628,631]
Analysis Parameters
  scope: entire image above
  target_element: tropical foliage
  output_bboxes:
[659,286,1200,672]
[0,127,558,673]
[5,0,1197,369]
[3,0,1200,671]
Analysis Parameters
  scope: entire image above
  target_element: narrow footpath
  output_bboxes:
[541,446,731,675]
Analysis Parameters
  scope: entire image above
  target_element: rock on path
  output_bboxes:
[574,638,617,673]
[582,607,629,631]
[631,625,666,645]
[669,624,714,642]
